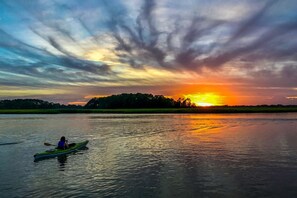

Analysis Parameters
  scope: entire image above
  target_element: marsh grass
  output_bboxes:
[0,106,297,114]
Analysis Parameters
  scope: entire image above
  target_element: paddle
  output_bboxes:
[44,140,70,147]
[44,142,55,146]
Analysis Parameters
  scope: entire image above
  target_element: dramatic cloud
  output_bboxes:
[0,0,296,104]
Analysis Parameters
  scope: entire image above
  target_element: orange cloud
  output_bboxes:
[68,101,87,106]
[84,95,109,99]
[286,96,297,100]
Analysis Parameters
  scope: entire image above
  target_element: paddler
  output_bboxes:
[57,136,69,149]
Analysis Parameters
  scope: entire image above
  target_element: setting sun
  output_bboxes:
[185,93,223,106]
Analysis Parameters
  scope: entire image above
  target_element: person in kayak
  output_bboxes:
[57,136,69,149]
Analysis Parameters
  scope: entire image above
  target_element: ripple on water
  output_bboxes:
[1,113,297,197]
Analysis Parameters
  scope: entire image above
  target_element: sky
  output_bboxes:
[0,0,297,106]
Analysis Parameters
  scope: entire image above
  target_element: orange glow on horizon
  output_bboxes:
[196,102,214,107]
[84,95,109,99]
[68,101,87,106]
[185,93,224,106]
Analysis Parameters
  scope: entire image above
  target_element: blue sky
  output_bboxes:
[0,0,297,105]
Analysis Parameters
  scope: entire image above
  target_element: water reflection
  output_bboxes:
[57,155,67,171]
[83,114,297,197]
[0,141,22,146]
[1,114,297,197]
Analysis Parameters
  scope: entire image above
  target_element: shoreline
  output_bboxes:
[1,107,297,114]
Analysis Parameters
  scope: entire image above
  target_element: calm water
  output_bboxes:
[1,113,297,197]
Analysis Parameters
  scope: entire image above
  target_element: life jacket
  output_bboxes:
[57,140,66,149]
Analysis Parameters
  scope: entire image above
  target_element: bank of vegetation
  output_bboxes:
[85,93,194,108]
[0,93,297,114]
[0,99,81,109]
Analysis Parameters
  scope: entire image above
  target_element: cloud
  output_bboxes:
[286,96,297,99]
[100,0,297,75]
[0,0,297,104]
[0,25,113,86]
[2,0,297,73]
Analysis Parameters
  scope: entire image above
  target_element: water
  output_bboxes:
[1,113,297,197]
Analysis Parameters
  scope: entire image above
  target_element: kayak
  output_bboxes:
[34,140,89,161]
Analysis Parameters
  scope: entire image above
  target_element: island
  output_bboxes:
[1,93,297,114]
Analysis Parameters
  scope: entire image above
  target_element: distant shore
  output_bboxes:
[1,106,297,114]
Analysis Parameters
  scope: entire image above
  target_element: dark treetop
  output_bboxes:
[84,93,193,109]
[0,99,80,109]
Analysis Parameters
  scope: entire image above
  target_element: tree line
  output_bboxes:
[0,94,195,109]
[85,93,195,108]
[0,99,80,109]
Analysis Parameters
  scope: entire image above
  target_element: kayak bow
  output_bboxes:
[34,140,89,161]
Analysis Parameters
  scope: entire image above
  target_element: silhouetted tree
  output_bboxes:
[84,93,194,109]
[0,99,82,109]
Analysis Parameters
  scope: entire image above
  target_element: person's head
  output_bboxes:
[60,136,66,141]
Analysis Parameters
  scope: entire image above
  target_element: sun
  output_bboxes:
[195,102,214,107]
[185,93,223,107]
